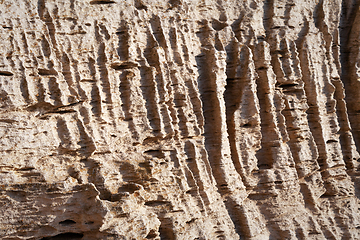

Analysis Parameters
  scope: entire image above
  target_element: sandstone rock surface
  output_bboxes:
[1,0,360,239]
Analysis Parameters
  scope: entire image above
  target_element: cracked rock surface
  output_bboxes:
[1,0,360,239]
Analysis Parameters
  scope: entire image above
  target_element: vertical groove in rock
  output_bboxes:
[301,34,351,197]
[224,41,260,188]
[142,27,169,138]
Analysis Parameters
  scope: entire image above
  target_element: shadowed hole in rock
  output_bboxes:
[111,62,139,70]
[134,0,147,10]
[118,183,141,193]
[18,167,36,171]
[145,229,158,239]
[169,0,181,8]
[59,219,76,226]
[38,68,57,76]
[90,0,116,4]
[212,19,228,31]
[40,232,84,240]
[258,163,271,169]
[320,192,333,198]
[186,218,196,224]
[145,200,170,207]
[257,66,267,70]
[0,71,14,76]
[144,149,165,158]
[135,4,147,10]
[278,83,298,88]
[0,118,17,123]
[242,123,251,127]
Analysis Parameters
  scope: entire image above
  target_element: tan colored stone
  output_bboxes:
[0,0,360,239]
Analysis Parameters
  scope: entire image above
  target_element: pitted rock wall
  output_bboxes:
[1,0,360,239]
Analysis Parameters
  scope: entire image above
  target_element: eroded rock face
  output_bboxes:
[1,0,360,239]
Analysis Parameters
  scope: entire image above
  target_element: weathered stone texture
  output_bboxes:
[1,0,360,239]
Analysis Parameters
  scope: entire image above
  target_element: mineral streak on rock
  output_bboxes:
[1,0,360,239]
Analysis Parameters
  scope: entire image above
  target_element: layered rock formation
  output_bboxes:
[1,0,360,239]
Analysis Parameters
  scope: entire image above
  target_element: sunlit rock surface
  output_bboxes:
[1,0,360,239]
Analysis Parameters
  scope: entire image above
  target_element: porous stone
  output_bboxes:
[1,0,360,239]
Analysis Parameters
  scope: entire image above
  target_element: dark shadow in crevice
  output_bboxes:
[90,0,116,5]
[41,232,84,240]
